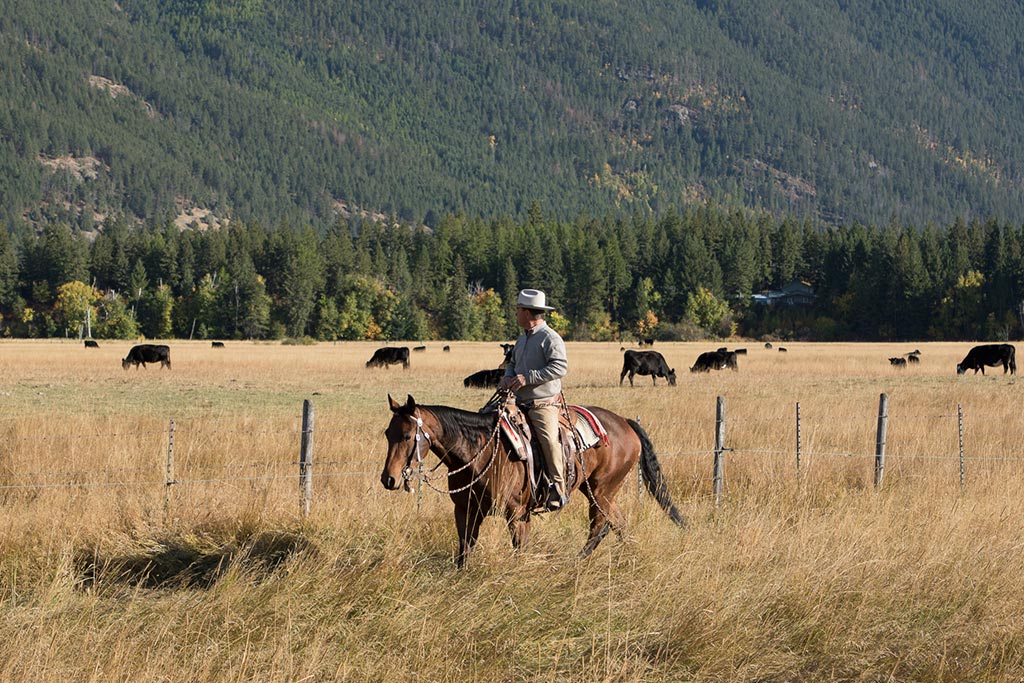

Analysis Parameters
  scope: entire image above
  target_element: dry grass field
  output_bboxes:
[1,339,1023,682]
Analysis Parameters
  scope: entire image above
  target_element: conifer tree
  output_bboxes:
[500,257,519,339]
[0,227,18,314]
[441,259,479,340]
[138,283,174,339]
[279,228,324,337]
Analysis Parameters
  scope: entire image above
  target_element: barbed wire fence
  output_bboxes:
[635,392,1017,507]
[0,394,1016,515]
[0,399,381,519]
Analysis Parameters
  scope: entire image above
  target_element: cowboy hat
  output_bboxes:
[517,288,555,311]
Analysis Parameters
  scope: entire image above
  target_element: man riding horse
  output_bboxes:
[499,289,568,511]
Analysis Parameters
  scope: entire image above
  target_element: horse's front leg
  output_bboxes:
[453,500,486,568]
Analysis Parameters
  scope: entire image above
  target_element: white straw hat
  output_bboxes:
[517,289,555,311]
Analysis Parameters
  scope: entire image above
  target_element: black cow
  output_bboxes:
[366,347,410,369]
[778,347,788,353]
[690,350,738,373]
[84,340,99,348]
[620,349,676,386]
[211,341,225,348]
[956,344,1016,375]
[413,345,427,352]
[733,348,748,355]
[764,342,773,349]
[443,345,451,352]
[639,338,655,347]
[122,344,171,370]
[465,345,517,387]
[888,357,907,368]
[464,368,505,388]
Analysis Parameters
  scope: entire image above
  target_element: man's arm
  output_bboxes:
[526,335,567,385]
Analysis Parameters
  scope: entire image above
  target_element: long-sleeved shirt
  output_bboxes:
[504,321,568,403]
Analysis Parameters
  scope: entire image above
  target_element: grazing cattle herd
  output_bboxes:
[70,339,1018,384]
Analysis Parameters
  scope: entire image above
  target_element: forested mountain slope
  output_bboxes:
[2,0,1023,230]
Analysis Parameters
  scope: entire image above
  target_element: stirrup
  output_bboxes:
[543,483,566,511]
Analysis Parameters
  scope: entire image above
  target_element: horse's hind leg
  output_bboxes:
[581,521,611,557]
[580,491,627,558]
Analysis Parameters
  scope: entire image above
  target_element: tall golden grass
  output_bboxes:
[1,339,1022,681]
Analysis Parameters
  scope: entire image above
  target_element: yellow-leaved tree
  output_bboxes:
[685,286,734,338]
[547,311,571,337]
[635,310,659,339]
[54,281,101,337]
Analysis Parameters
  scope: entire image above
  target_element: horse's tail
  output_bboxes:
[627,419,686,528]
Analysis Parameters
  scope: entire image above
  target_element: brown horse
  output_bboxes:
[380,394,685,567]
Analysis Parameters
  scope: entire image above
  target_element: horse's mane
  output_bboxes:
[411,404,498,450]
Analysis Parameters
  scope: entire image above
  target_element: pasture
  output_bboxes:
[1,339,1023,681]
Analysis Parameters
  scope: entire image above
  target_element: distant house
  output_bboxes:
[752,281,816,307]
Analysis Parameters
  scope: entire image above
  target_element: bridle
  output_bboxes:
[398,411,431,489]
[397,407,503,495]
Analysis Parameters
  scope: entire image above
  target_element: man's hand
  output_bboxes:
[499,374,527,391]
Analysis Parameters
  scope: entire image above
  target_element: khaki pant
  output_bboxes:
[528,403,564,494]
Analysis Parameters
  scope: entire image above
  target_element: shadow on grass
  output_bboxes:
[76,529,313,590]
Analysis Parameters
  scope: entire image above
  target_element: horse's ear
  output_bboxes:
[388,394,402,412]
[405,394,417,409]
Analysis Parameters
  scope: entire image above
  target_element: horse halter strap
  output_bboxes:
[407,410,431,470]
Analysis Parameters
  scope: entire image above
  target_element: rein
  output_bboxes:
[403,407,504,495]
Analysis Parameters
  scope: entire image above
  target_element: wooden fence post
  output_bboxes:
[795,401,802,477]
[874,393,888,488]
[299,399,314,518]
[714,396,725,506]
[164,419,175,517]
[958,403,965,490]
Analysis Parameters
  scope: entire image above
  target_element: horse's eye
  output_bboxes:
[404,434,413,442]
